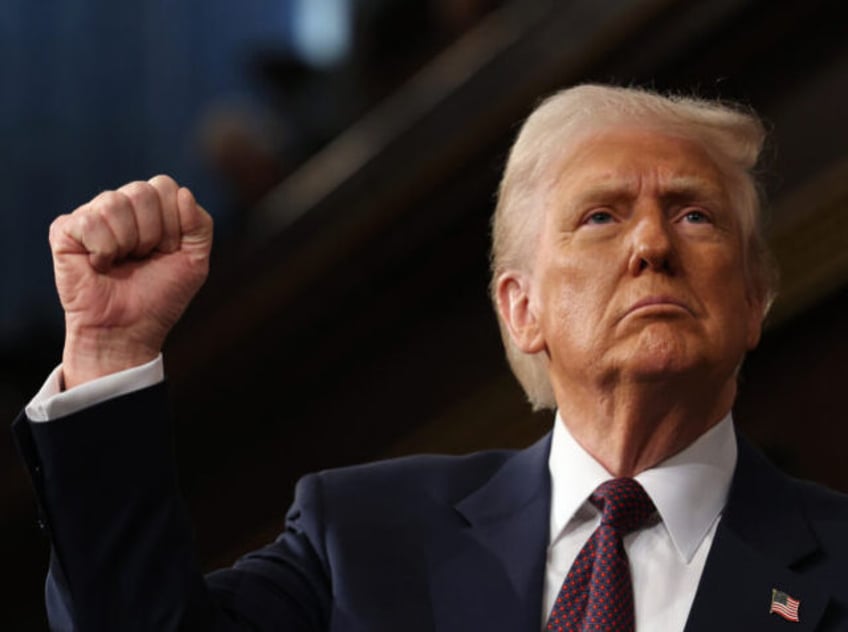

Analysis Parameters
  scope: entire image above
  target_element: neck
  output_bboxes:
[553,373,737,477]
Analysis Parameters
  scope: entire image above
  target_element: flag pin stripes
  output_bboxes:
[769,588,800,623]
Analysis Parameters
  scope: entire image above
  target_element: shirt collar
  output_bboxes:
[548,412,737,563]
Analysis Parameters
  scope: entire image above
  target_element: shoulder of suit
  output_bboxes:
[295,447,519,513]
[322,448,516,489]
[787,475,848,520]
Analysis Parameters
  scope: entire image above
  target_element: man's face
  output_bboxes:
[515,128,764,396]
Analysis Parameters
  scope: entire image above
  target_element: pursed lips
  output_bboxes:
[621,296,694,320]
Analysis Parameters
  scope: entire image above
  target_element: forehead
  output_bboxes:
[551,128,728,201]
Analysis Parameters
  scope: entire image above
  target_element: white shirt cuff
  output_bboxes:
[25,355,165,422]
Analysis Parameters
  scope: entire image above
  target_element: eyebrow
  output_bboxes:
[659,175,727,202]
[569,175,726,207]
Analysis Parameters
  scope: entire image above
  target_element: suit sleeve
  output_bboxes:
[12,383,331,631]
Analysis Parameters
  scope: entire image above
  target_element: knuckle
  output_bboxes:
[149,173,178,190]
[48,215,68,245]
[121,181,157,207]
[74,211,108,236]
[78,211,101,232]
[90,190,128,217]
[48,214,66,234]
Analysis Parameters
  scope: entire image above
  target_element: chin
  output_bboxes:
[621,330,703,380]
[626,360,699,383]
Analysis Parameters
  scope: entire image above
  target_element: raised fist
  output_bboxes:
[49,175,214,388]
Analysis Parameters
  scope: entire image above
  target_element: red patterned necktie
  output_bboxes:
[546,477,655,632]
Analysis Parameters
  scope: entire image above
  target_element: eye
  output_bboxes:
[584,210,615,225]
[681,209,711,224]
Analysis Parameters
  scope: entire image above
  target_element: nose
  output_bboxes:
[627,208,675,275]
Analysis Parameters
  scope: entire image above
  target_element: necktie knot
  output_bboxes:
[590,477,654,534]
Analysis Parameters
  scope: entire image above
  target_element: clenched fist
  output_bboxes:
[49,175,213,388]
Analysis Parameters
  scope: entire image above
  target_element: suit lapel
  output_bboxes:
[684,436,833,631]
[429,433,552,632]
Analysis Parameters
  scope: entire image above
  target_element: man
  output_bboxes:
[14,84,848,630]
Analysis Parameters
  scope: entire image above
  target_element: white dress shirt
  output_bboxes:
[545,412,737,630]
[26,358,736,631]
[25,355,164,422]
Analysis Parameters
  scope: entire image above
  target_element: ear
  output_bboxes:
[495,271,546,354]
[744,295,765,351]
[743,281,767,350]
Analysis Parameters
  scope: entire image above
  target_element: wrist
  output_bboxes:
[62,327,161,389]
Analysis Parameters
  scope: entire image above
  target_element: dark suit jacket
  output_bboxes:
[13,383,848,631]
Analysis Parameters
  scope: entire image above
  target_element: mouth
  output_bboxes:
[623,296,693,319]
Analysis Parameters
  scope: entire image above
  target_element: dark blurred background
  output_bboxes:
[2,0,847,628]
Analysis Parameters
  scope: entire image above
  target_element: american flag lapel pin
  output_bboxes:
[769,588,801,622]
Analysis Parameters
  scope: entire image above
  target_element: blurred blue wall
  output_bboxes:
[0,0,295,346]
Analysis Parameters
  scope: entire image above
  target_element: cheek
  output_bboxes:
[686,241,745,294]
[692,250,758,349]
[537,260,610,342]
[709,252,750,304]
